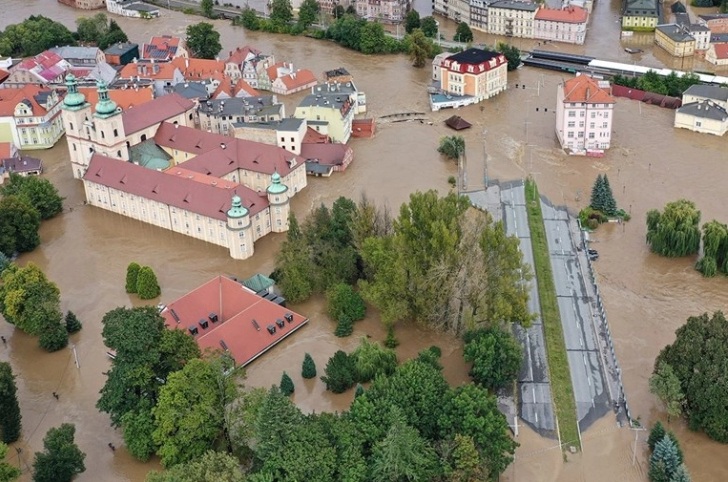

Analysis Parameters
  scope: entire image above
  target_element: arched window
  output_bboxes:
[69,122,74,131]
[141,134,147,142]
[113,129,118,137]
[101,131,105,139]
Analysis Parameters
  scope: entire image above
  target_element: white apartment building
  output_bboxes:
[487,0,539,38]
[433,0,470,23]
[555,74,615,154]
[534,6,588,45]
[355,0,410,23]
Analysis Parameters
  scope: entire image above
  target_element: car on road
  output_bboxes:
[588,249,598,256]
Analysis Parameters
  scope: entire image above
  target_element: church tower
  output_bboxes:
[267,170,289,233]
[227,194,253,259]
[92,80,126,160]
[60,74,92,179]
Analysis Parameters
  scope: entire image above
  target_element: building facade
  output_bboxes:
[58,0,106,9]
[433,0,470,23]
[0,86,64,149]
[439,48,508,101]
[487,1,539,38]
[674,100,728,136]
[655,24,696,57]
[706,43,728,66]
[534,7,589,45]
[106,0,160,17]
[698,14,728,34]
[621,0,660,31]
[355,0,410,23]
[555,74,615,154]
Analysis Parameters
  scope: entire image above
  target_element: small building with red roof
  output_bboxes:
[3,51,71,88]
[534,7,589,45]
[555,74,615,155]
[271,69,318,95]
[141,35,188,61]
[706,43,728,66]
[118,59,185,97]
[160,276,308,366]
[433,48,508,111]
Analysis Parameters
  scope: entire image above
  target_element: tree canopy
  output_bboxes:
[0,174,63,220]
[0,195,41,256]
[421,16,438,38]
[649,361,684,422]
[0,16,75,57]
[0,363,21,444]
[32,424,85,482]
[589,174,617,216]
[75,13,129,50]
[405,10,421,34]
[270,0,293,24]
[438,135,465,160]
[298,0,319,29]
[646,199,701,258]
[496,42,521,71]
[695,220,728,277]
[185,22,222,60]
[408,29,432,68]
[145,451,246,482]
[455,22,473,43]
[463,328,522,391]
[0,442,20,482]
[655,311,728,442]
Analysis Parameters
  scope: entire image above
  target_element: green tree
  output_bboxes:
[405,10,421,34]
[447,434,486,482]
[670,464,691,482]
[695,220,728,277]
[0,442,20,482]
[0,363,21,444]
[125,262,140,293]
[439,384,518,477]
[455,22,473,43]
[588,174,617,216]
[335,314,354,337]
[646,199,701,258]
[0,174,63,220]
[152,358,231,467]
[326,283,366,322]
[649,362,685,423]
[321,350,357,393]
[98,20,128,50]
[463,328,522,391]
[359,22,387,54]
[280,371,295,396]
[146,451,245,482]
[648,435,682,482]
[648,421,666,451]
[276,214,315,302]
[351,338,397,383]
[0,16,76,57]
[237,7,261,30]
[496,42,521,71]
[333,4,346,18]
[0,253,9,275]
[302,353,317,379]
[270,0,293,24]
[370,406,439,482]
[421,16,438,38]
[201,0,215,18]
[438,135,465,160]
[136,266,161,300]
[64,311,82,334]
[0,195,41,256]
[38,310,69,352]
[185,22,222,60]
[408,29,431,68]
[298,0,319,28]
[655,311,728,442]
[0,263,60,336]
[355,383,365,398]
[32,424,85,482]
[121,404,156,462]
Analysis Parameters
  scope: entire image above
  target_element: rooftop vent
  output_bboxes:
[220,339,228,351]
[252,319,260,331]
[276,318,285,329]
[199,319,209,329]
[284,312,294,323]
[189,325,199,336]
[266,324,276,335]
[170,308,180,323]
[209,312,219,323]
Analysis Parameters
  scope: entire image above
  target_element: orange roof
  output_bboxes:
[0,70,9,84]
[161,276,309,366]
[0,85,58,117]
[149,35,180,48]
[171,57,226,81]
[562,75,615,104]
[0,142,13,159]
[234,79,259,97]
[266,62,287,82]
[278,69,317,91]
[535,6,588,23]
[713,43,728,60]
[225,45,262,65]
[119,62,180,80]
[212,81,234,99]
[167,167,238,189]
[79,86,154,110]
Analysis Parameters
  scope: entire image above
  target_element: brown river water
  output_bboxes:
[1,1,728,480]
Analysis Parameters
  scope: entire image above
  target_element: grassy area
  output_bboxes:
[524,179,580,451]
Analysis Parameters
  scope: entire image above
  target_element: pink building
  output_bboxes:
[534,7,589,45]
[555,74,615,155]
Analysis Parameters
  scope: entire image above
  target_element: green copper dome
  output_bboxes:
[94,80,120,118]
[267,170,288,195]
[227,195,249,218]
[62,74,87,109]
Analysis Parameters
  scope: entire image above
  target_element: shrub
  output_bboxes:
[463,328,522,391]
[384,325,399,348]
[302,353,317,379]
[280,372,294,396]
[39,318,69,352]
[447,176,456,187]
[321,350,357,393]
[351,338,398,383]
[125,262,140,293]
[136,266,161,300]
[326,283,366,322]
[65,311,82,334]
[335,315,354,337]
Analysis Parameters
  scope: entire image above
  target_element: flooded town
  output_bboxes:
[1,0,728,480]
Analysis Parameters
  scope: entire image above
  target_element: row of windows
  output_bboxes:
[566,122,609,129]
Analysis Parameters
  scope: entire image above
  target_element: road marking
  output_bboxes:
[535,412,539,423]
[532,387,536,402]
[587,376,591,387]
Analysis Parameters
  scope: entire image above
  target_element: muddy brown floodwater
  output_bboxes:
[1,1,728,480]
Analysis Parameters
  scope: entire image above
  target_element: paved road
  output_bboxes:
[471,181,556,437]
[540,199,611,431]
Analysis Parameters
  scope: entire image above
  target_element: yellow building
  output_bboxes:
[655,25,696,57]
[0,86,64,150]
[294,91,356,144]
[621,0,660,31]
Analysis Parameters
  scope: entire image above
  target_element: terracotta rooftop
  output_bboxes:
[562,74,615,104]
[713,43,728,60]
[234,78,259,97]
[121,93,195,134]
[119,61,180,80]
[83,153,268,221]
[300,143,352,166]
[0,85,59,117]
[303,126,329,143]
[143,35,182,60]
[226,45,262,65]
[154,122,305,177]
[0,142,13,159]
[17,51,70,82]
[277,69,317,91]
[79,86,154,110]
[171,57,226,81]
[535,6,588,23]
[0,70,9,84]
[161,276,308,366]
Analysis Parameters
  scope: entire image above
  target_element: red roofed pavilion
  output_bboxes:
[161,276,309,366]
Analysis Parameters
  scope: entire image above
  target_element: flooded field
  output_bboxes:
[1,1,728,480]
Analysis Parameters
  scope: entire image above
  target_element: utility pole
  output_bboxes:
[71,344,80,369]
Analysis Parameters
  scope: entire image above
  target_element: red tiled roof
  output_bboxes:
[303,127,329,143]
[226,45,262,65]
[562,74,615,104]
[83,153,268,221]
[155,122,304,177]
[0,70,9,84]
[142,35,183,60]
[535,7,588,23]
[266,62,287,82]
[79,86,154,110]
[234,79,259,97]
[0,142,13,159]
[171,57,226,81]
[277,69,317,91]
[119,62,180,80]
[121,93,195,134]
[712,43,728,59]
[300,143,352,166]
[0,85,58,117]
[161,276,308,366]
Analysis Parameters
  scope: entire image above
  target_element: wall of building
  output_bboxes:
[622,15,658,30]
[295,105,352,143]
[534,19,587,44]
[655,30,695,57]
[705,45,728,66]
[674,112,728,136]
[488,7,537,38]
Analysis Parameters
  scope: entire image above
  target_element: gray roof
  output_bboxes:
[683,84,728,102]
[88,62,118,84]
[711,33,728,42]
[124,2,160,12]
[674,12,690,27]
[198,96,280,118]
[33,91,52,107]
[689,23,710,32]
[699,13,728,21]
[623,0,659,16]
[308,120,328,126]
[298,92,350,110]
[2,156,42,173]
[305,161,334,175]
[104,43,139,56]
[312,81,358,95]
[489,0,539,11]
[234,118,303,132]
[50,46,100,62]
[656,24,694,42]
[677,100,728,121]
[172,81,210,100]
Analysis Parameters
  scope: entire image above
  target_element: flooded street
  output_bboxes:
[2,1,728,480]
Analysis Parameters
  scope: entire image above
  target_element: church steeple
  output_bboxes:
[62,74,88,111]
[94,80,120,119]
